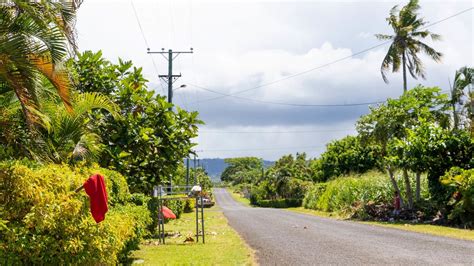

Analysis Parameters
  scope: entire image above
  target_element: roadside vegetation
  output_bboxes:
[0,0,472,263]
[0,1,214,263]
[223,0,473,231]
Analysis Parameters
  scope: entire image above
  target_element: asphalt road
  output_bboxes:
[214,188,474,265]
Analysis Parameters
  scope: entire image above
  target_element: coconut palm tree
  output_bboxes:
[376,0,442,92]
[450,67,474,130]
[0,1,82,127]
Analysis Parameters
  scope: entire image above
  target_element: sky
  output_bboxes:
[75,0,473,160]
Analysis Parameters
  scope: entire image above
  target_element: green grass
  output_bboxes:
[286,207,474,241]
[361,221,474,241]
[226,188,252,207]
[131,206,255,265]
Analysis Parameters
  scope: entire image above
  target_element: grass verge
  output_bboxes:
[226,188,252,207]
[361,221,474,241]
[131,206,255,265]
[286,207,474,241]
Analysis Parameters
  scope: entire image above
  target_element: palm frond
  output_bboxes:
[72,92,120,119]
[416,40,442,62]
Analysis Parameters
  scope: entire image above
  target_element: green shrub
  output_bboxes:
[303,171,411,217]
[164,199,185,219]
[303,183,327,210]
[0,160,150,264]
[183,198,195,213]
[75,165,131,206]
[440,167,474,228]
[130,193,151,206]
[256,198,302,208]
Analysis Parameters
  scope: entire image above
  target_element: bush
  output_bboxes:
[183,198,194,213]
[130,193,151,206]
[303,183,327,210]
[303,171,401,217]
[256,198,302,208]
[0,160,150,264]
[164,199,185,219]
[440,167,474,228]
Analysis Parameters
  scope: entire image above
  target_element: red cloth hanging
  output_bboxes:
[83,174,108,223]
[161,206,176,219]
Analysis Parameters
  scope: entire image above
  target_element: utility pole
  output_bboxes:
[147,48,193,188]
[193,154,197,185]
[147,48,193,110]
[186,157,190,189]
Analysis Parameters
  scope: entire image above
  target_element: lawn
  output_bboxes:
[286,207,474,241]
[131,205,255,265]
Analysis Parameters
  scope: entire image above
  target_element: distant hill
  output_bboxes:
[190,158,274,182]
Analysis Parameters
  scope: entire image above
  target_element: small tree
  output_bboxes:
[357,86,449,208]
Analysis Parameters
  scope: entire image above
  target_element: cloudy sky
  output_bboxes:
[76,0,473,160]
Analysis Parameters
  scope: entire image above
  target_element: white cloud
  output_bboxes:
[76,0,473,160]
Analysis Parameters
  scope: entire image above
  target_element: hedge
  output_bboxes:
[256,198,302,208]
[0,160,150,264]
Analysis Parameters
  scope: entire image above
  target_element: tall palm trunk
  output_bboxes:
[402,51,407,92]
[403,169,413,209]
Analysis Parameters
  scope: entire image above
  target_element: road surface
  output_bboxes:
[214,188,474,265]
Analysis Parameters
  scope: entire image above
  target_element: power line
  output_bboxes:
[200,128,354,134]
[191,42,390,104]
[199,145,325,152]
[130,0,165,95]
[130,0,150,49]
[189,83,385,107]
[188,7,473,105]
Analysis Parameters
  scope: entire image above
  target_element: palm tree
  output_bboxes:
[376,0,442,92]
[450,67,474,130]
[33,88,120,164]
[0,1,82,127]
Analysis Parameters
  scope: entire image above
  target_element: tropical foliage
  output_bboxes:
[441,168,474,228]
[0,160,150,264]
[71,51,202,192]
[0,0,81,126]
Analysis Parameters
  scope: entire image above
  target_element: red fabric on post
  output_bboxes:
[83,174,108,223]
[161,206,176,219]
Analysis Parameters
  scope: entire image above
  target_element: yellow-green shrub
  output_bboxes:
[0,160,150,264]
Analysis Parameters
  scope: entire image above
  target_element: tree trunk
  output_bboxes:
[13,88,36,131]
[415,172,421,202]
[403,169,413,209]
[402,51,407,92]
[387,166,403,206]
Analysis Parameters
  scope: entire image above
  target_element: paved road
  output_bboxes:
[214,188,474,265]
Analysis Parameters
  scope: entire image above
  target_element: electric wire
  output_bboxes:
[188,7,473,106]
[130,0,165,95]
[199,128,354,134]
[199,145,325,152]
[190,83,385,107]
